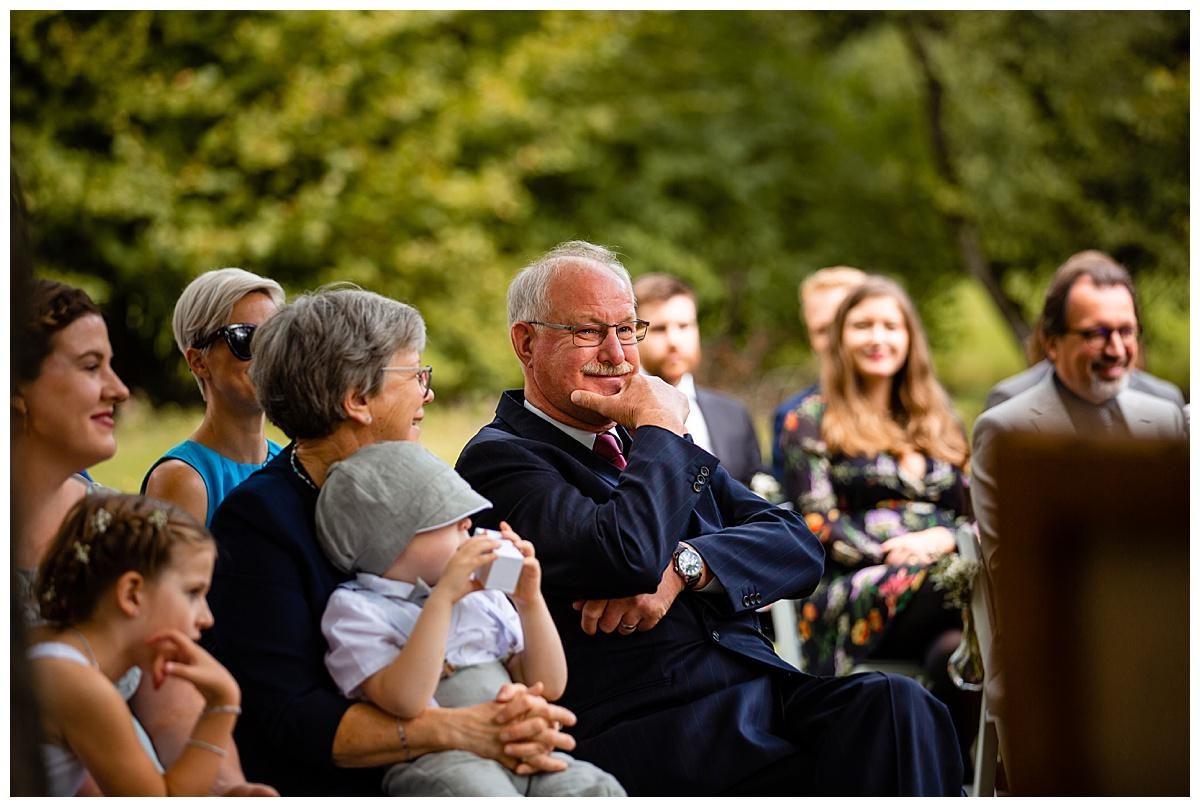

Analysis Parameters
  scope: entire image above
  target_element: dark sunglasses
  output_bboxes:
[193,323,257,361]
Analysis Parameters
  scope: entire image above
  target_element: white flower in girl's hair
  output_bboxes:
[72,541,90,564]
[148,509,169,530]
[91,507,112,535]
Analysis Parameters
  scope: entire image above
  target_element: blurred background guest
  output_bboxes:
[141,267,285,526]
[771,266,866,482]
[971,250,1186,771]
[777,275,977,769]
[982,250,1184,412]
[634,273,763,486]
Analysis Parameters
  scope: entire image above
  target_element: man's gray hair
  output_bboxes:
[507,240,633,325]
[172,267,286,398]
[250,285,426,439]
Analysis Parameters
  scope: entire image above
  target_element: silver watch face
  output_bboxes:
[676,548,703,579]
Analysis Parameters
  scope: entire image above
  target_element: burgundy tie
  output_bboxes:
[593,432,627,470]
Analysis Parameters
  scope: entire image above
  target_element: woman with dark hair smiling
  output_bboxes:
[13,279,129,617]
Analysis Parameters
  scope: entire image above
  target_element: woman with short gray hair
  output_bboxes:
[250,285,427,440]
[142,267,285,527]
[204,285,579,796]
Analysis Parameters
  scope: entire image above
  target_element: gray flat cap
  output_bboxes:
[315,440,491,575]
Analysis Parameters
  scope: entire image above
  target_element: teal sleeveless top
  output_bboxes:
[141,439,282,526]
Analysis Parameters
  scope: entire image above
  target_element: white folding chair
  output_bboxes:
[957,525,1000,797]
[768,599,802,667]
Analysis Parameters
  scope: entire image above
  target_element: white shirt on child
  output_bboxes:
[321,572,524,703]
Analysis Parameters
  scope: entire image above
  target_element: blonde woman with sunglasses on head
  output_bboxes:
[142,267,285,528]
[137,267,285,796]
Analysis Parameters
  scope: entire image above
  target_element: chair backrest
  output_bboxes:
[991,431,1188,796]
[955,522,993,673]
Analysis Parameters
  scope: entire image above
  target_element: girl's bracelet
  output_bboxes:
[204,704,242,716]
[396,719,413,762]
[186,738,228,758]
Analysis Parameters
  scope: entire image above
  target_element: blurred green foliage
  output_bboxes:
[11,10,1189,415]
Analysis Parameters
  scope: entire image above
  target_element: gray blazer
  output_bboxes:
[973,371,1185,576]
[984,358,1185,411]
[969,371,1185,711]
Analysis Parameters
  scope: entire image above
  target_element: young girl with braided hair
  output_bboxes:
[28,491,241,796]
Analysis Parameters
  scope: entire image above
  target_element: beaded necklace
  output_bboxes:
[290,447,319,492]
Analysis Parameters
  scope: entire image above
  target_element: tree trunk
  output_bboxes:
[900,19,1032,352]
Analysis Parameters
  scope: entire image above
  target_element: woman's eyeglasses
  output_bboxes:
[381,364,434,394]
[193,323,257,362]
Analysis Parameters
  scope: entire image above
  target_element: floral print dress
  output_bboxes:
[778,391,973,675]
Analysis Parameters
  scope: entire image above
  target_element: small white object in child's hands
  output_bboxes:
[473,530,524,594]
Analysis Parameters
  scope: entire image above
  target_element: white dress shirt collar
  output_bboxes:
[675,372,699,402]
[523,398,617,450]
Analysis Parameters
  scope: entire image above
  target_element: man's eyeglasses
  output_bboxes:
[192,323,257,362]
[1067,325,1139,349]
[382,364,434,393]
[527,319,650,347]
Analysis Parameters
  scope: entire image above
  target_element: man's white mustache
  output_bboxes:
[582,361,634,377]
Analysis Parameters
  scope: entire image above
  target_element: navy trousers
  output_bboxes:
[721,671,964,796]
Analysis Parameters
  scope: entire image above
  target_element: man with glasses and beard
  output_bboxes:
[970,250,1185,761]
[456,240,964,796]
[632,273,763,487]
[972,250,1185,566]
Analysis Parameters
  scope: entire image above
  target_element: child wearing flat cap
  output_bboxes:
[315,440,624,796]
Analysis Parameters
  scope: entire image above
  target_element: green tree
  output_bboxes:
[11,10,1188,407]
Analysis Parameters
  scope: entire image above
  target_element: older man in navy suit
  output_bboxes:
[456,240,963,796]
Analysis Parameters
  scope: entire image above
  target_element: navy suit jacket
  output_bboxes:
[456,390,824,794]
[206,446,384,795]
[694,386,763,486]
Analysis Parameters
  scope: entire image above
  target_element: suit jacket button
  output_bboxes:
[711,630,720,642]
[742,595,751,607]
[699,466,711,477]
[692,481,704,492]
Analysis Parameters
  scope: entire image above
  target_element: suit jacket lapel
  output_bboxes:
[1115,391,1157,438]
[1026,373,1075,434]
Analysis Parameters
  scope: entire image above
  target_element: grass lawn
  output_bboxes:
[89,396,501,494]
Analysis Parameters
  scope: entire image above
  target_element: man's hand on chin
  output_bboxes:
[571,374,688,435]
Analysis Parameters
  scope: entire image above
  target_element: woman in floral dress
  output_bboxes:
[778,275,977,763]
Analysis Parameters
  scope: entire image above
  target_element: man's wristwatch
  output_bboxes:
[672,543,704,589]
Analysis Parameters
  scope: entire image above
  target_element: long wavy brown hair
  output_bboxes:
[820,276,969,469]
